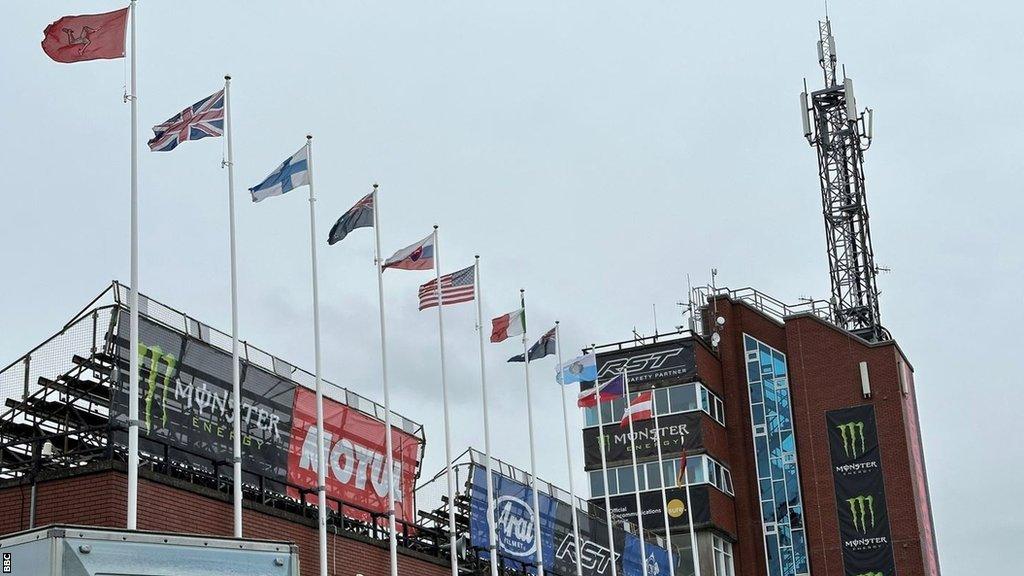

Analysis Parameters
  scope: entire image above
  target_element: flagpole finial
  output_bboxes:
[556,320,560,325]
[433,224,439,230]
[306,134,313,141]
[224,74,231,81]
[373,183,379,189]
[475,254,480,260]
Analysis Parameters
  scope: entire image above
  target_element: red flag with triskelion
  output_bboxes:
[41,8,129,63]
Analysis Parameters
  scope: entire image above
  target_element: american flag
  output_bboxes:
[148,89,225,152]
[418,265,476,310]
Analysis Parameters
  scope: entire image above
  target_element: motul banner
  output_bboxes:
[583,412,703,470]
[110,310,422,523]
[287,386,421,524]
[826,405,897,576]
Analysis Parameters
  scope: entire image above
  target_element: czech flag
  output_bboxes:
[620,391,654,428]
[577,373,625,408]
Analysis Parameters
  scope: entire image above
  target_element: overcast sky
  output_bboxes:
[2,1,1021,572]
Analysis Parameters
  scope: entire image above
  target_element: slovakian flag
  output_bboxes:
[148,89,225,152]
[577,372,624,408]
[620,390,654,429]
[383,233,435,271]
[490,309,525,343]
[328,192,374,245]
[509,326,556,363]
[41,8,129,63]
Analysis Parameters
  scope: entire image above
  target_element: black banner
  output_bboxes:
[110,310,296,483]
[595,340,697,387]
[601,485,710,531]
[826,405,897,576]
[583,412,703,470]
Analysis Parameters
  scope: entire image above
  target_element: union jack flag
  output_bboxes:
[148,89,225,152]
[418,265,476,310]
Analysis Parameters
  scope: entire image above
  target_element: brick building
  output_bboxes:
[583,288,941,576]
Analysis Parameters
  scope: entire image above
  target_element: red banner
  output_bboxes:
[287,387,421,524]
[41,8,129,63]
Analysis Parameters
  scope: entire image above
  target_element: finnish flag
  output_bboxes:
[249,145,310,202]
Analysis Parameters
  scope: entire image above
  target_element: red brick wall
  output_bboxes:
[785,315,937,576]
[0,468,450,576]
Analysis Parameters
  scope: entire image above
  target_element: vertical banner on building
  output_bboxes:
[826,405,897,576]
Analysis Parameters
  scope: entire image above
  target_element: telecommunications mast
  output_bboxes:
[800,18,889,342]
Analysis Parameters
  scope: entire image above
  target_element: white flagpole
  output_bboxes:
[682,444,701,576]
[593,346,619,576]
[371,184,401,576]
[224,74,243,538]
[554,323,584,576]
[520,289,545,576]
[432,226,459,576]
[652,394,675,576]
[305,135,329,576]
[126,0,140,531]
[624,369,649,576]
[474,257,501,576]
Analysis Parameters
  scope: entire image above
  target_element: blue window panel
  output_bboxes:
[745,335,758,350]
[748,361,761,383]
[790,504,804,529]
[759,345,773,366]
[756,436,770,476]
[773,480,786,505]
[793,530,809,573]
[760,478,773,496]
[761,500,776,524]
[766,534,782,576]
[778,523,792,547]
[781,546,794,575]
[750,380,764,402]
[773,350,787,376]
[753,403,766,426]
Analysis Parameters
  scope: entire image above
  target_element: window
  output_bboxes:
[583,381,724,427]
[587,455,733,497]
[712,535,735,576]
[744,335,810,576]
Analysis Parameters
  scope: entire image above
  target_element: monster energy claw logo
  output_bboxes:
[836,420,866,458]
[138,343,178,433]
[846,494,876,533]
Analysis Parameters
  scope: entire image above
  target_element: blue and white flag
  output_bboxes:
[556,353,597,385]
[623,533,670,576]
[249,145,309,202]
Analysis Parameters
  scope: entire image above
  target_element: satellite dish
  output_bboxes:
[716,316,726,327]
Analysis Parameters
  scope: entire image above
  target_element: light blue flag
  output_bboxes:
[556,353,597,385]
[249,144,309,202]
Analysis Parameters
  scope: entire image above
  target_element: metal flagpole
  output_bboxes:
[371,184,401,576]
[554,322,584,576]
[520,289,545,576]
[432,226,459,576]
[474,257,500,576]
[652,393,675,576]
[593,345,618,576]
[305,135,329,576]
[224,74,243,538]
[682,442,701,576]
[126,0,140,531]
[623,369,649,576]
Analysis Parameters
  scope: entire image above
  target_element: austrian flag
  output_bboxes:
[620,391,653,429]
[490,309,525,343]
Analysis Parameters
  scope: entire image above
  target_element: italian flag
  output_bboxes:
[490,308,525,343]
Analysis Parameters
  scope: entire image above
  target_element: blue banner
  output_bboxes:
[622,533,671,576]
[470,466,558,573]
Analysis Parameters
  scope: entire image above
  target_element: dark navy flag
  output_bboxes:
[622,533,670,576]
[328,192,374,245]
[508,327,557,363]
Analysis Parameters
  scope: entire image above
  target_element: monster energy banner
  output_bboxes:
[583,412,703,470]
[595,340,697,387]
[827,405,897,576]
[110,310,295,483]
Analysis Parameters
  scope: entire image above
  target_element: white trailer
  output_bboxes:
[0,525,299,576]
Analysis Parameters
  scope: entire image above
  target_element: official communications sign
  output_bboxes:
[826,405,897,576]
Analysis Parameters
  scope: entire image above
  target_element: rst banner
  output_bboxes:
[109,310,422,523]
[468,466,670,576]
[826,404,897,576]
[583,411,703,470]
[595,340,697,386]
[602,485,710,531]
